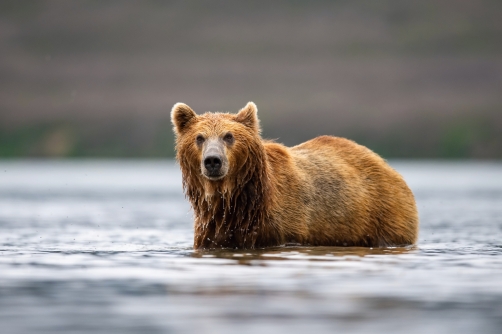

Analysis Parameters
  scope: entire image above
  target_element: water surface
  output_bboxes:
[0,160,501,333]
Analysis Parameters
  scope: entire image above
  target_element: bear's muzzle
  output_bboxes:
[202,139,228,180]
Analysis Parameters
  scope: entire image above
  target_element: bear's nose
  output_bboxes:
[204,156,222,174]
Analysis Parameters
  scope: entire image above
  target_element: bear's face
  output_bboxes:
[171,102,261,182]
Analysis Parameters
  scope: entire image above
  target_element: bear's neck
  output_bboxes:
[181,150,281,249]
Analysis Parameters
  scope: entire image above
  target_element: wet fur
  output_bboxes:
[172,102,419,249]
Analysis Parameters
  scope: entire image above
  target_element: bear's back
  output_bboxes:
[278,136,419,246]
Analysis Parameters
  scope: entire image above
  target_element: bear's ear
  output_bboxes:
[235,102,260,133]
[171,103,197,134]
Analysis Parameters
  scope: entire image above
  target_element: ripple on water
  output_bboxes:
[0,160,501,334]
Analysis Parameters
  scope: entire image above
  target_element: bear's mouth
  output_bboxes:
[201,161,228,180]
[206,175,225,181]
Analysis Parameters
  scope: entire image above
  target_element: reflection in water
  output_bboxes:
[0,161,501,334]
[192,245,415,263]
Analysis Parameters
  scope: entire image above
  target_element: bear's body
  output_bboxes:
[171,102,418,249]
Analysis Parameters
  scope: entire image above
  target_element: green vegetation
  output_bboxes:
[0,120,175,158]
[1,112,501,159]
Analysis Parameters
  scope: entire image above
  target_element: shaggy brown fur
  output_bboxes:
[171,102,419,249]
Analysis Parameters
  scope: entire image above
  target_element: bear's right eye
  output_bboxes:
[196,135,205,145]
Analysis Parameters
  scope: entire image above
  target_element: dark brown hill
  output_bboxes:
[1,0,501,158]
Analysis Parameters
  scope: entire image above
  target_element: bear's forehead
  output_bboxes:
[195,112,238,132]
[199,112,234,120]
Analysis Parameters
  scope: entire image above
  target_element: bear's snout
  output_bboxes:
[201,140,228,180]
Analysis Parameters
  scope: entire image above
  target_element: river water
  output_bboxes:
[0,160,501,334]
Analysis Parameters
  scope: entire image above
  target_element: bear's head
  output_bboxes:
[171,102,262,187]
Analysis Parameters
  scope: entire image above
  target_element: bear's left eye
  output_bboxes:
[223,133,234,144]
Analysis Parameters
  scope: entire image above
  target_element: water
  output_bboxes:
[0,160,501,334]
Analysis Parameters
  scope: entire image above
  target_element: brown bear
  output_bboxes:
[171,102,419,249]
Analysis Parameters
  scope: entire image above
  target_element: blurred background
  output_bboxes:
[1,3,502,333]
[1,0,501,159]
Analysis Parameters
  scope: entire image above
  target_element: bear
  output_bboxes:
[171,102,419,249]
